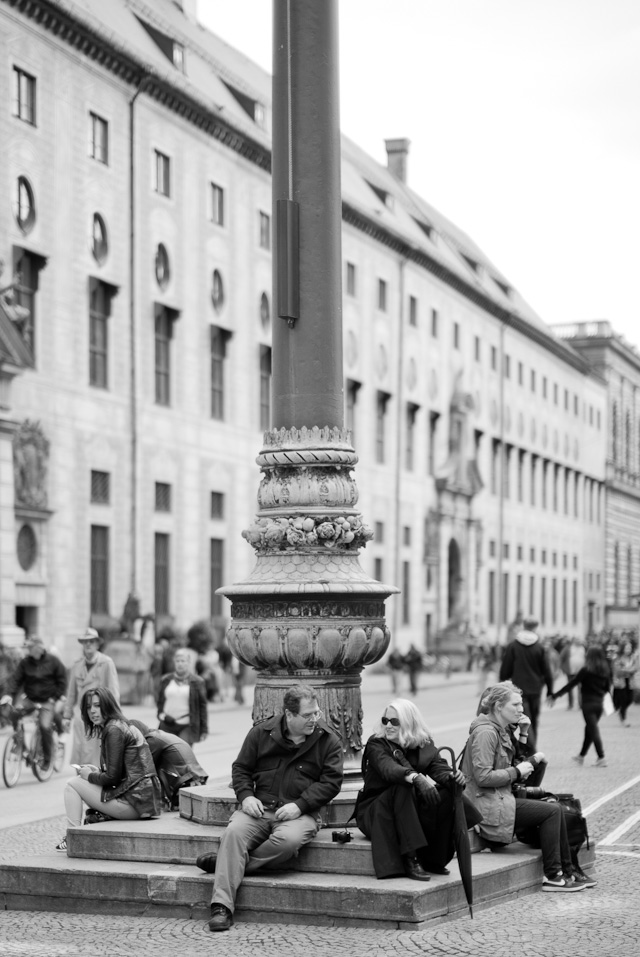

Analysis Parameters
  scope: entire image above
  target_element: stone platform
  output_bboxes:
[0,804,597,929]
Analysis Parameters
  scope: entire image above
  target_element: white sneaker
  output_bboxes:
[594,757,608,767]
[571,755,584,765]
[542,875,584,892]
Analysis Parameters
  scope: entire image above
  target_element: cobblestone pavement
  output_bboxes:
[1,684,638,957]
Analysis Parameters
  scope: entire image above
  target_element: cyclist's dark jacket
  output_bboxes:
[7,652,66,703]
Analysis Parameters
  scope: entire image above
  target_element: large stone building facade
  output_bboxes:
[555,321,640,633]
[0,0,614,664]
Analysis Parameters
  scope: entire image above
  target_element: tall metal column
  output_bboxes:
[219,0,397,769]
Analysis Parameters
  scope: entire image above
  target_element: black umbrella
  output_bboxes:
[438,745,474,918]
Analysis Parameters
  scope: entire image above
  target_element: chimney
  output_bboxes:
[385,138,410,183]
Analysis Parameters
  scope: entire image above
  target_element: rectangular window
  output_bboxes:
[90,471,110,505]
[375,392,390,463]
[259,211,271,249]
[374,557,383,582]
[491,345,497,371]
[403,526,412,547]
[574,395,579,416]
[540,577,546,625]
[553,382,558,405]
[489,540,496,557]
[564,388,569,411]
[378,278,387,311]
[155,482,171,512]
[154,150,171,197]
[516,574,522,614]
[504,354,510,379]
[572,580,578,624]
[564,469,570,515]
[475,335,480,361]
[504,445,511,499]
[12,67,36,125]
[541,460,548,509]
[374,522,384,543]
[530,454,536,506]
[551,578,557,625]
[409,295,418,327]
[531,369,536,392]
[491,439,500,495]
[154,306,172,406]
[211,325,230,420]
[542,376,548,399]
[406,403,419,471]
[211,183,225,225]
[210,538,224,617]
[13,247,41,357]
[488,570,495,625]
[89,112,109,164]
[553,465,559,512]
[89,279,111,388]
[346,262,356,296]
[453,322,460,349]
[530,547,535,562]
[529,576,535,616]
[259,345,272,431]
[518,361,523,386]
[90,525,109,614]
[574,472,580,517]
[517,450,524,503]
[431,308,438,338]
[154,533,170,616]
[345,379,360,448]
[428,411,439,476]
[211,491,225,519]
[402,561,411,624]
[562,579,567,624]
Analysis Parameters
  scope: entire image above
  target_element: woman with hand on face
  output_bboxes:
[57,688,162,850]
[356,698,465,881]
[461,681,594,892]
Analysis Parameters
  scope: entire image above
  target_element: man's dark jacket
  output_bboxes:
[499,631,553,696]
[232,714,343,815]
[7,651,67,703]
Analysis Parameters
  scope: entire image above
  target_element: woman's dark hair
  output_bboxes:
[585,644,611,679]
[80,687,127,737]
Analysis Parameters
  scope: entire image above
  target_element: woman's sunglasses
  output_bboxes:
[381,717,400,726]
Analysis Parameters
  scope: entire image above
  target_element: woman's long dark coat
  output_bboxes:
[356,735,455,878]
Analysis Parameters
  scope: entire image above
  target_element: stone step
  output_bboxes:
[179,782,361,828]
[0,843,568,928]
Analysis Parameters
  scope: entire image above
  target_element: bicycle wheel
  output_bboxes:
[2,733,23,788]
[32,726,54,782]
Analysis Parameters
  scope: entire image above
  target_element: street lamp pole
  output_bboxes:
[218,0,397,768]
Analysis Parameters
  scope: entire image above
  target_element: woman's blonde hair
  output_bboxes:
[373,698,431,749]
[478,681,521,716]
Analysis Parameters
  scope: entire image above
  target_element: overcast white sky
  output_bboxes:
[198,0,640,349]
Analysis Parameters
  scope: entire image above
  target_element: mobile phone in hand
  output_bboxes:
[71,764,82,773]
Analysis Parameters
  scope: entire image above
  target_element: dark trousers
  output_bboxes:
[358,784,454,879]
[515,798,572,879]
[580,703,604,758]
[159,721,197,746]
[613,685,632,722]
[521,693,542,748]
[18,697,56,764]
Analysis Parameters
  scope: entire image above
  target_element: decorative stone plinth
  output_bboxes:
[219,427,398,769]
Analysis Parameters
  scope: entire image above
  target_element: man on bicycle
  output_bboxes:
[0,635,66,771]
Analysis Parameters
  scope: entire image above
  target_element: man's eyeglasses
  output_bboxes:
[298,709,323,721]
[381,716,400,727]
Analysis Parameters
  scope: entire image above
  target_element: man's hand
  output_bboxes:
[451,769,466,786]
[241,796,264,818]
[274,803,302,821]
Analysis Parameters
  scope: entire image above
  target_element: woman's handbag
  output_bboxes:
[603,692,615,717]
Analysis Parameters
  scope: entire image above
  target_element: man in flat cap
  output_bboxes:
[62,628,120,764]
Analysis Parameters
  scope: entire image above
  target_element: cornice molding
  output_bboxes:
[3,0,271,171]
[342,201,592,377]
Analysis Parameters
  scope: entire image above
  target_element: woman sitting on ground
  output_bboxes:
[356,698,465,881]
[57,688,162,850]
[461,681,594,892]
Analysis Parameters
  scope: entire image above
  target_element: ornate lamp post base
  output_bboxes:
[220,427,397,770]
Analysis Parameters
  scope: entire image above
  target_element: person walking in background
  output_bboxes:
[549,644,612,767]
[157,648,208,746]
[63,628,120,765]
[404,645,423,696]
[559,638,586,711]
[499,616,553,747]
[387,648,405,695]
[611,640,638,727]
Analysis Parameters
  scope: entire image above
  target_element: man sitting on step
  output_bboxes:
[196,683,343,932]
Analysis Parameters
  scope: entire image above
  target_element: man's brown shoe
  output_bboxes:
[208,904,233,931]
[196,852,217,873]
